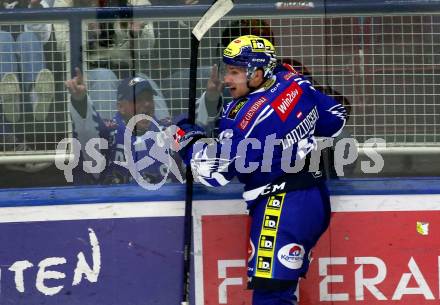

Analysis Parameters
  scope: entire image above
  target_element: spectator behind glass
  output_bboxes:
[83,67,171,121]
[65,66,219,186]
[0,0,55,127]
[65,68,180,185]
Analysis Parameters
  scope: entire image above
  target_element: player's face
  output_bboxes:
[223,65,249,99]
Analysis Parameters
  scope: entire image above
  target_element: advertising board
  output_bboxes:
[0,202,184,305]
[194,195,440,305]
[1,186,439,305]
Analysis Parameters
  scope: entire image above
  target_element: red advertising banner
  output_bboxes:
[201,209,440,305]
[202,214,252,305]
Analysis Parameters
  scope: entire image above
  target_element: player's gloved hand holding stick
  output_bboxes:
[174,119,207,164]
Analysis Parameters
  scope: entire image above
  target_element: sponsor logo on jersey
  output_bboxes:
[261,182,286,197]
[255,194,285,278]
[259,235,275,251]
[271,81,303,122]
[263,215,279,231]
[281,106,319,150]
[228,98,248,120]
[266,195,284,210]
[270,82,281,93]
[277,243,305,269]
[238,96,267,130]
[256,256,272,274]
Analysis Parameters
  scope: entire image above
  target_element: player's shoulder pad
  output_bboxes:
[274,64,314,90]
[264,70,310,123]
[291,74,314,91]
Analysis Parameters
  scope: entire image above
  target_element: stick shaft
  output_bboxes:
[182,2,234,303]
[182,33,200,304]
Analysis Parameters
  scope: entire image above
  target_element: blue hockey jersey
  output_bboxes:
[188,64,347,193]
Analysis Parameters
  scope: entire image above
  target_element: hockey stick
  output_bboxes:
[182,1,234,304]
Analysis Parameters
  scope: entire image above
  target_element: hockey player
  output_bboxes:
[176,35,347,305]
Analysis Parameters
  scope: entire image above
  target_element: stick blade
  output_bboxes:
[192,0,234,41]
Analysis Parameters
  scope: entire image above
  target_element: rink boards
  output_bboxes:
[0,179,439,305]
